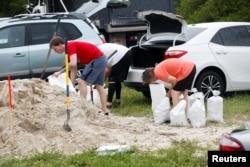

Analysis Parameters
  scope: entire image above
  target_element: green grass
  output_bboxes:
[223,92,250,125]
[0,141,208,167]
[1,85,250,167]
[110,85,152,117]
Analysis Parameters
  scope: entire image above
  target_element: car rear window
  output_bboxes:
[187,27,206,40]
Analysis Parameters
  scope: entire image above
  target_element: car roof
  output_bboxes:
[189,22,250,28]
[0,12,101,36]
[185,22,250,42]
[0,12,88,25]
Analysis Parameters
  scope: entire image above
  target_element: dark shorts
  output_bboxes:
[80,55,107,85]
[173,65,196,91]
[109,50,132,82]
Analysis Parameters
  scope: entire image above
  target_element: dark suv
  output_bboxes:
[0,12,104,80]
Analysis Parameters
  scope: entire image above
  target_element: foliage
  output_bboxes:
[0,0,28,17]
[175,0,250,23]
[1,0,250,23]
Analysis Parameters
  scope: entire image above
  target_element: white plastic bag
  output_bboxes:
[48,73,76,93]
[207,90,224,123]
[170,99,189,127]
[149,83,166,112]
[85,85,108,105]
[188,89,204,109]
[188,88,198,111]
[188,98,206,128]
[153,96,170,124]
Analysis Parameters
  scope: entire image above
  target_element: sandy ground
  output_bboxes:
[0,78,239,157]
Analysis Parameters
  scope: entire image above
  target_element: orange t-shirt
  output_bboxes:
[154,58,195,82]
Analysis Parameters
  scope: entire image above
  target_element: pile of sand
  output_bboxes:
[0,78,238,157]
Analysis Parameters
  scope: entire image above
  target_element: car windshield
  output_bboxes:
[187,27,206,40]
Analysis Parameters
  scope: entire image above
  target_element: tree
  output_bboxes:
[175,0,250,23]
[0,0,28,17]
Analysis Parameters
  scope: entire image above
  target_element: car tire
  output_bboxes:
[195,71,225,100]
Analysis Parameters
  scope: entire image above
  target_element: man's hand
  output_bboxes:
[166,90,172,98]
[53,71,61,77]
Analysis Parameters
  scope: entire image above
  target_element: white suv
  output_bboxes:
[0,12,104,81]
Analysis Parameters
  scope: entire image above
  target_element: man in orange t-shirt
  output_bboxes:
[142,58,196,118]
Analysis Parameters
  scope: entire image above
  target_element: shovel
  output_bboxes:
[90,84,94,104]
[63,39,72,132]
[40,18,61,80]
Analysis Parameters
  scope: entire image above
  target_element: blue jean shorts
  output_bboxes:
[80,55,107,85]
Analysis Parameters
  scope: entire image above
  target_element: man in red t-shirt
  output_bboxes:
[142,58,196,118]
[50,36,108,115]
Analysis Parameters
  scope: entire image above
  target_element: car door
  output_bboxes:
[28,22,65,78]
[0,25,29,80]
[209,25,250,90]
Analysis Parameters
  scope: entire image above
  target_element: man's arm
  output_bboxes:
[69,54,78,84]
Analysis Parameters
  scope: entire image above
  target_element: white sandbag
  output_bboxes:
[48,73,76,93]
[85,85,108,104]
[153,96,170,124]
[188,89,204,110]
[188,98,206,128]
[170,99,189,127]
[207,90,224,123]
[149,83,166,112]
[188,88,198,110]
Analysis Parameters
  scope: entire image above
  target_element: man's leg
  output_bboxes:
[115,82,121,104]
[95,84,107,113]
[78,79,88,99]
[107,82,116,106]
[183,89,189,118]
[171,89,181,107]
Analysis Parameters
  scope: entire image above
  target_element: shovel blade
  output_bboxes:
[63,109,72,131]
[63,122,72,131]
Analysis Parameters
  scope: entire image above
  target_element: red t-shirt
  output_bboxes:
[154,58,194,82]
[67,41,103,64]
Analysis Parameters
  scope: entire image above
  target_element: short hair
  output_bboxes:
[49,36,65,48]
[142,67,155,84]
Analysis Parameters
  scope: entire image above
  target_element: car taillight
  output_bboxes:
[219,133,244,151]
[164,50,187,59]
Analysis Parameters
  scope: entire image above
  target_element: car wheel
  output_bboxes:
[195,71,225,100]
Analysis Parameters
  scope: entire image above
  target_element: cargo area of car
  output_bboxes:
[129,46,166,69]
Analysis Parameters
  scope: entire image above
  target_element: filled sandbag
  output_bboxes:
[149,83,166,112]
[153,96,170,124]
[170,99,189,127]
[188,98,206,128]
[207,90,224,123]
[48,73,76,93]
